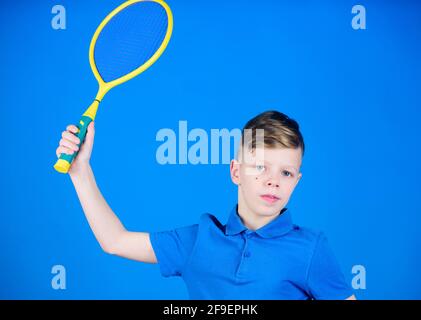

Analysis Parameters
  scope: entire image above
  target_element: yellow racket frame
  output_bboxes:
[54,0,173,173]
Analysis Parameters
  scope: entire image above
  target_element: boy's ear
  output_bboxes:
[295,172,302,186]
[230,159,241,186]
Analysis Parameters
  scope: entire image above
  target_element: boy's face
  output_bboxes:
[230,146,302,219]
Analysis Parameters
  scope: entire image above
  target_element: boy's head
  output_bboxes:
[230,110,304,221]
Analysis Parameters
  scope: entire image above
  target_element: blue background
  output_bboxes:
[0,0,420,299]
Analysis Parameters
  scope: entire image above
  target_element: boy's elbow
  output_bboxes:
[102,248,113,255]
[101,243,114,255]
[100,231,127,255]
[100,241,119,255]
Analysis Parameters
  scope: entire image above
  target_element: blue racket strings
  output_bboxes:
[94,1,168,83]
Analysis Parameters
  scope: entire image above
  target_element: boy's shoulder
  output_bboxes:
[198,212,225,229]
[291,224,324,241]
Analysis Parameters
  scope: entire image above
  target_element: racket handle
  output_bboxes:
[54,94,101,174]
[54,115,93,174]
[54,97,101,174]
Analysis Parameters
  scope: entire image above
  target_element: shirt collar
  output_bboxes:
[225,204,293,238]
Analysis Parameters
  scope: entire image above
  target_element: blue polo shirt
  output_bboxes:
[149,205,353,300]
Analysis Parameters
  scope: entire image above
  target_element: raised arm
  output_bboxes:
[56,122,157,263]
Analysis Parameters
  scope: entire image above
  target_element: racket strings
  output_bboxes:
[94,2,168,83]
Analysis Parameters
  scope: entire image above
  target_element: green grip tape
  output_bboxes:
[54,115,93,174]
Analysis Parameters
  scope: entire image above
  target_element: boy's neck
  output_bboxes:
[237,203,281,231]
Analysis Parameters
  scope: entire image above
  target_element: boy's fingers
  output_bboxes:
[59,138,79,151]
[66,124,79,133]
[58,122,94,158]
[56,146,74,158]
[62,131,80,144]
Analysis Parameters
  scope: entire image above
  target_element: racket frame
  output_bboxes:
[89,0,174,106]
[54,0,173,173]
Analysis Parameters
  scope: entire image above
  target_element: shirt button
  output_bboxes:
[244,251,251,258]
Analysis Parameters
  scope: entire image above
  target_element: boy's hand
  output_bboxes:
[55,122,95,177]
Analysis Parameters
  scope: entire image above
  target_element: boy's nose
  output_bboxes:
[266,180,280,188]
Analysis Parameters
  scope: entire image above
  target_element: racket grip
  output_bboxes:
[54,115,93,174]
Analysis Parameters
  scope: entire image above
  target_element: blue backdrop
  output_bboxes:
[0,0,420,299]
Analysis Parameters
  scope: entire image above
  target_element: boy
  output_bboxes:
[56,110,355,300]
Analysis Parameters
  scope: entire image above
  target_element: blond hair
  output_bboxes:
[238,110,305,160]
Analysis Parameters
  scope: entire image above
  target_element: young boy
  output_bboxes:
[56,110,355,300]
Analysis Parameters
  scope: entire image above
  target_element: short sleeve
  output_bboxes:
[149,224,199,278]
[306,233,354,300]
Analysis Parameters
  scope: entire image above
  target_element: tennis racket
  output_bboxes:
[54,0,173,173]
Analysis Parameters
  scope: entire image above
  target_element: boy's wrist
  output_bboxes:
[69,162,93,181]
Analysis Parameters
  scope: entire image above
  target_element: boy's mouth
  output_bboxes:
[260,194,280,204]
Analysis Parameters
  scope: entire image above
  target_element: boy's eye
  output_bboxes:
[256,165,265,172]
[282,170,292,177]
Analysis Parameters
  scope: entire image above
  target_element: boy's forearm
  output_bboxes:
[70,164,126,253]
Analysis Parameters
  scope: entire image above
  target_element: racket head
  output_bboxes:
[89,0,173,92]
